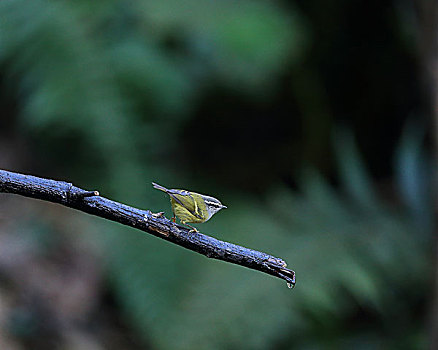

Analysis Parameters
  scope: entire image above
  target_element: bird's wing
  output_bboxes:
[167,189,204,220]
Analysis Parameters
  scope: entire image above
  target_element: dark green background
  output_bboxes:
[0,0,433,349]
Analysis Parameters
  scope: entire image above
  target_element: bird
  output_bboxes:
[152,182,226,232]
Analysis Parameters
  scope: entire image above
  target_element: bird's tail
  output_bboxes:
[152,182,168,192]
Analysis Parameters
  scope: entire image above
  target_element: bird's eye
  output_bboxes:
[205,200,222,208]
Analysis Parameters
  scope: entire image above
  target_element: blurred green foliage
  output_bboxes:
[0,0,433,349]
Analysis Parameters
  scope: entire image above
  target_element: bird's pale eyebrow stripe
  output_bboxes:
[205,200,222,207]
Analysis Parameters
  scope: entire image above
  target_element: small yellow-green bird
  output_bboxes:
[152,182,227,232]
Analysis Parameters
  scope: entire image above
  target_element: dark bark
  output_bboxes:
[0,169,295,287]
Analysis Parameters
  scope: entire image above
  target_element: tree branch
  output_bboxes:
[0,169,296,287]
